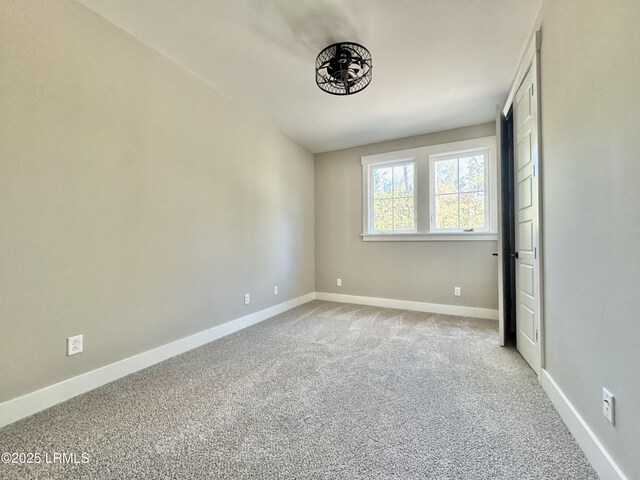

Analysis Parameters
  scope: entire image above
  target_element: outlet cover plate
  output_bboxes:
[67,335,83,356]
[602,388,615,424]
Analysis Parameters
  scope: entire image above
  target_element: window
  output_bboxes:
[431,150,489,232]
[371,162,415,232]
[361,136,497,241]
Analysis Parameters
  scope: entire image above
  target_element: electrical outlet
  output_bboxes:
[244,293,250,305]
[602,388,615,424]
[273,286,278,296]
[67,335,83,356]
[337,278,342,287]
[454,287,461,296]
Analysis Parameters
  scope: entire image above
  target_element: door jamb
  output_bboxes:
[495,106,505,346]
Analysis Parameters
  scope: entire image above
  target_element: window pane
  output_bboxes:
[459,155,485,193]
[459,192,485,229]
[393,197,415,230]
[435,194,459,229]
[373,199,393,231]
[373,166,392,200]
[393,164,414,197]
[435,158,458,194]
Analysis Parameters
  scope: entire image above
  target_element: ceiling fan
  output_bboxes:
[315,42,372,95]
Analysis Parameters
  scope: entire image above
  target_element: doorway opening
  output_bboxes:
[500,108,516,346]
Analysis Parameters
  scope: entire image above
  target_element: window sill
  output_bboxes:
[361,232,498,242]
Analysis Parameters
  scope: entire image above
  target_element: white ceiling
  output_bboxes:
[78,0,541,153]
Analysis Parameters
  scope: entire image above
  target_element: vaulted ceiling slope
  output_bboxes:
[78,0,541,153]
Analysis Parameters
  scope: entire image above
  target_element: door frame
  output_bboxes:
[496,106,506,346]
[498,29,545,373]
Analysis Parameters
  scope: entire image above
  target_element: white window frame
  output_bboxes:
[367,159,417,234]
[429,148,491,234]
[361,136,497,242]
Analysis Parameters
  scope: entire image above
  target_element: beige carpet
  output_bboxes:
[0,300,597,479]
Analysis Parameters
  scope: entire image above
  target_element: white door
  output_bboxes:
[514,61,541,374]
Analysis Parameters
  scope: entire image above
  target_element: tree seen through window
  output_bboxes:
[434,154,486,230]
[372,163,415,231]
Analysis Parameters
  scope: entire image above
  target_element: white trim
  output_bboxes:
[503,29,542,116]
[361,233,497,242]
[495,105,506,346]
[0,293,316,429]
[534,48,546,372]
[315,292,498,320]
[361,136,497,240]
[360,136,497,166]
[540,370,628,480]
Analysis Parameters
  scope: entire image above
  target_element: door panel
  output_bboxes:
[514,61,541,374]
[516,91,531,126]
[519,305,535,340]
[518,263,534,296]
[518,177,532,208]
[519,221,533,250]
[517,134,531,169]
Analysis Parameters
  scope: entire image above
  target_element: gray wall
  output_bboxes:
[539,0,640,477]
[315,123,499,310]
[0,1,315,403]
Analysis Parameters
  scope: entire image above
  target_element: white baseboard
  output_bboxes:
[315,292,499,320]
[0,292,315,429]
[540,369,627,480]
